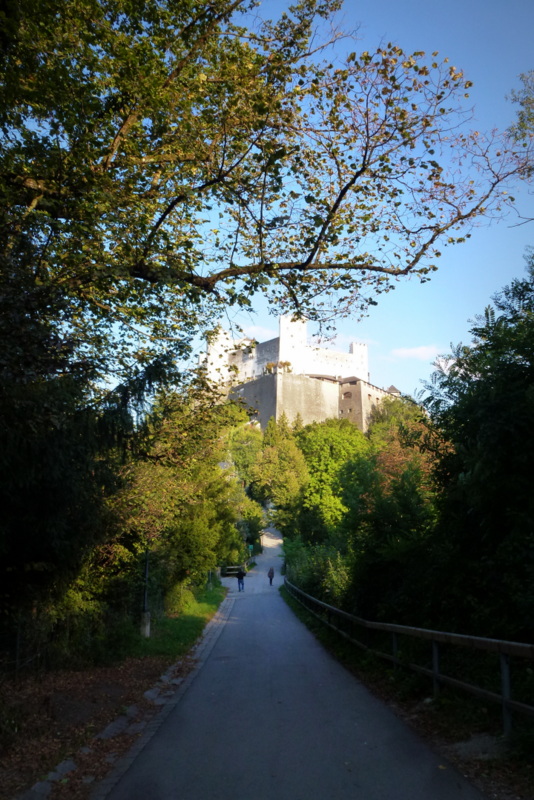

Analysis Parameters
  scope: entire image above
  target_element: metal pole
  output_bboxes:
[143,549,149,613]
[140,549,151,638]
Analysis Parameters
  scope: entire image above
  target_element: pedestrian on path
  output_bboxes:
[268,567,274,586]
[237,568,246,592]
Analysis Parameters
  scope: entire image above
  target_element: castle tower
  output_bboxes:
[278,315,308,374]
[349,341,369,382]
[202,327,236,383]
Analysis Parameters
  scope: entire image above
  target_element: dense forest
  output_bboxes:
[1,0,532,672]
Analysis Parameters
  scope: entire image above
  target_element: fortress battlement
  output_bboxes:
[203,315,369,385]
[202,316,398,431]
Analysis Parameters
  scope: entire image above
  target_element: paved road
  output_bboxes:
[95,530,487,800]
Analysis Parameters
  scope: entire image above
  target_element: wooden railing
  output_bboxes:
[284,578,534,736]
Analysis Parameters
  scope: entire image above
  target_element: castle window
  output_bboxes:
[343,391,352,399]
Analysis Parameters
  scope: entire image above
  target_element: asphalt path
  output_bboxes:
[96,529,487,800]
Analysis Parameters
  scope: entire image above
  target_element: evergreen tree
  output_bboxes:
[423,252,534,638]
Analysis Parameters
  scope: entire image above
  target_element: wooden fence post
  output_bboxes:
[500,652,512,738]
[432,640,440,697]
[392,632,399,669]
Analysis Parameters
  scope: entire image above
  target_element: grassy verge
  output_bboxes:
[133,584,227,659]
[0,583,227,800]
[280,585,534,800]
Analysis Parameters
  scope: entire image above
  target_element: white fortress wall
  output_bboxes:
[230,373,278,428]
[277,315,308,364]
[276,373,340,427]
[248,338,280,377]
[303,344,368,380]
[349,341,369,379]
[277,326,310,373]
[204,315,371,394]
[277,315,369,379]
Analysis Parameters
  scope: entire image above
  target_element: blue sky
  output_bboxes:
[203,0,534,397]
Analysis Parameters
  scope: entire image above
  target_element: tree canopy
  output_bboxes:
[509,70,534,149]
[1,0,529,391]
[421,251,534,637]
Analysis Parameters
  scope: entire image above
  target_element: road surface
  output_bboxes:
[94,529,487,800]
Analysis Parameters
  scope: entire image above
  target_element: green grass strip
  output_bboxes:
[133,585,227,659]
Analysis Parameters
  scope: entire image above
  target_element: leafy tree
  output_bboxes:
[293,418,369,544]
[333,400,438,623]
[509,71,534,147]
[249,416,309,526]
[508,69,534,222]
[0,265,126,614]
[1,0,525,393]
[423,252,534,638]
[228,423,263,487]
[235,494,265,549]
[339,452,438,623]
[285,540,351,607]
[95,392,249,616]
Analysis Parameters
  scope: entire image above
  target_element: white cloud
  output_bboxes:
[391,345,439,361]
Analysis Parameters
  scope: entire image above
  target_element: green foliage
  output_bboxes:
[1,0,523,393]
[284,539,350,607]
[227,423,263,486]
[235,495,265,546]
[367,396,429,448]
[109,392,251,592]
[289,418,370,544]
[340,455,438,624]
[249,416,309,519]
[0,388,250,672]
[422,253,534,639]
[277,402,439,624]
[509,70,534,175]
[0,266,125,613]
[331,399,437,624]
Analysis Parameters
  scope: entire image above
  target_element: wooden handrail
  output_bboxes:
[284,577,534,736]
[284,579,534,658]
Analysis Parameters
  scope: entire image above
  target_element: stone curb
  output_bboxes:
[90,594,235,799]
[16,595,235,800]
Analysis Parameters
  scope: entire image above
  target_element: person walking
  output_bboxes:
[268,567,274,586]
[236,567,246,592]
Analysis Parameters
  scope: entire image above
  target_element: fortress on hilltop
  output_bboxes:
[203,315,400,431]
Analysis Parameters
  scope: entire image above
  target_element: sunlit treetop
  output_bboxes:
[1,0,530,386]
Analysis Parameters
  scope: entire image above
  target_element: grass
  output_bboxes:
[133,584,227,659]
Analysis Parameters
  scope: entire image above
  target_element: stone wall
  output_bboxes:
[205,315,395,433]
[340,380,393,431]
[230,373,278,429]
[276,374,340,426]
